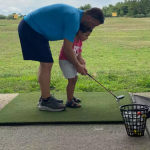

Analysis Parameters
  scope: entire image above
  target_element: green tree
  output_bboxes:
[7,14,16,20]
[140,0,150,15]
[78,4,92,10]
[120,10,124,16]
[127,1,138,17]
[102,6,109,16]
[0,15,6,19]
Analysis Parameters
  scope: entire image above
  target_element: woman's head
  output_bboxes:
[76,24,92,42]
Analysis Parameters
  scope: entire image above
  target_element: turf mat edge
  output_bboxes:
[0,91,131,124]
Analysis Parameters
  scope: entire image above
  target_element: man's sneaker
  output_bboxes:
[38,95,66,112]
[37,96,63,106]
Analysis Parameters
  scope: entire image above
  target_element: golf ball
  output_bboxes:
[134,130,137,133]
[137,112,141,115]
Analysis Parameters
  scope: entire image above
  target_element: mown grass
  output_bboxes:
[0,17,150,93]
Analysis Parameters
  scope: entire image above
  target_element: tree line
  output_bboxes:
[102,0,150,18]
[0,13,25,20]
[0,1,150,19]
[79,1,150,18]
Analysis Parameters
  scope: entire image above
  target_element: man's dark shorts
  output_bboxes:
[18,19,53,63]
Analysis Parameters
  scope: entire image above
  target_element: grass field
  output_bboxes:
[0,17,150,93]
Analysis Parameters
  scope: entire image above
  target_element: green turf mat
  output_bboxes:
[0,92,131,124]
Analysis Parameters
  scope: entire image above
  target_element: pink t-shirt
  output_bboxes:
[59,38,82,60]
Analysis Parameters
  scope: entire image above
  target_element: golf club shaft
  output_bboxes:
[87,73,117,99]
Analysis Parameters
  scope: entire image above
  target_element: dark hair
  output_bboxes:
[78,23,92,33]
[86,7,105,24]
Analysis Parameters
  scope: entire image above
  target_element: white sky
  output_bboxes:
[0,0,124,16]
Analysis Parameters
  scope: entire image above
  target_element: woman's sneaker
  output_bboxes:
[38,95,66,112]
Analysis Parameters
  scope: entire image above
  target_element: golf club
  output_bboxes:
[87,73,125,103]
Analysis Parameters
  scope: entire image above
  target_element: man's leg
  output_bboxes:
[38,62,52,99]
[38,62,66,112]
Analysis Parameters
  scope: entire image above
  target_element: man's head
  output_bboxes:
[81,7,105,29]
[76,24,92,42]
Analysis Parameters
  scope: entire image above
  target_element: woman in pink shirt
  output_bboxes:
[59,25,92,108]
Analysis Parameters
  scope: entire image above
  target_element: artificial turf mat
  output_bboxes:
[0,91,131,124]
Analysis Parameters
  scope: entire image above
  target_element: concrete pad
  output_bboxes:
[0,124,149,150]
[133,92,150,98]
[0,93,18,110]
[0,93,149,149]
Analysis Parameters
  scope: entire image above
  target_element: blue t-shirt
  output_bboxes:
[24,3,83,42]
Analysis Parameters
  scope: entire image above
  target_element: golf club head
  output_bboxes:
[116,95,125,103]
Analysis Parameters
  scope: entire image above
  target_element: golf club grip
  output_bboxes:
[87,73,92,78]
[87,73,117,98]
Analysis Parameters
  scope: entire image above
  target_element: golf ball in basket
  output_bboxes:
[137,112,141,115]
[134,130,137,133]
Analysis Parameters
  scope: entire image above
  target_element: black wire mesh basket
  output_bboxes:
[120,104,149,137]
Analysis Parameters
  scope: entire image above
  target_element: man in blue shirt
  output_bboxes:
[18,3,104,112]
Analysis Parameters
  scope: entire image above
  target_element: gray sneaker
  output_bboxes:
[37,96,63,106]
[38,95,66,112]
